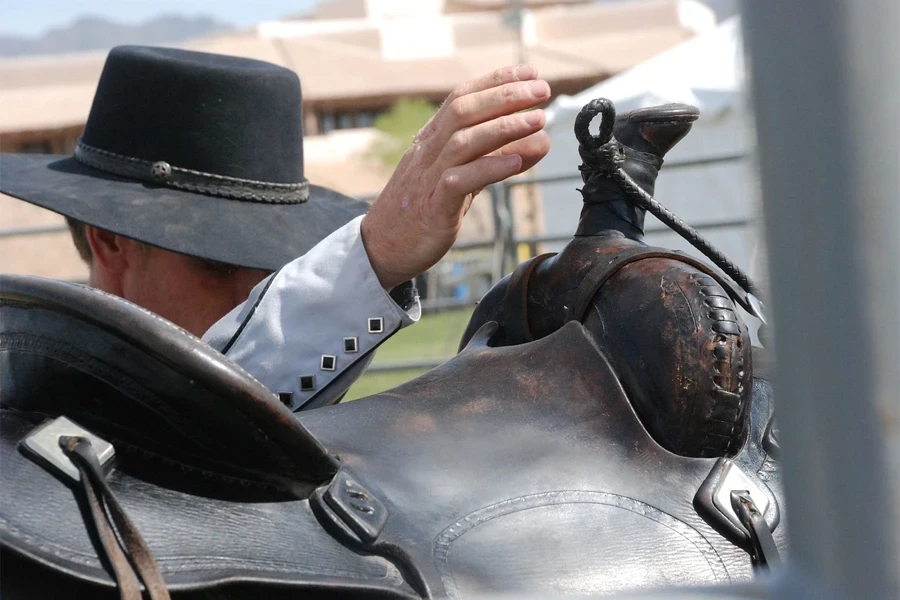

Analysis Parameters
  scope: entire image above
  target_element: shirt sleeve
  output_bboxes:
[202,215,421,410]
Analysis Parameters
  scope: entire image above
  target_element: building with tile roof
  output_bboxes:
[0,0,715,281]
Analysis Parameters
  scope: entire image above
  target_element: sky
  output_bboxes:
[1,0,731,38]
[1,0,321,37]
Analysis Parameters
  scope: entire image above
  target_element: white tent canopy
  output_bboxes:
[535,16,769,310]
[546,16,745,126]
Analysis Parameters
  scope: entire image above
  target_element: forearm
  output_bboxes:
[202,216,420,410]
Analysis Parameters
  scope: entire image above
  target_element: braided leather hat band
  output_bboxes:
[74,140,310,205]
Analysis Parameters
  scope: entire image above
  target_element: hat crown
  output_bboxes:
[81,46,305,184]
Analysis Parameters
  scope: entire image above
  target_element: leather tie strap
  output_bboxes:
[74,139,310,204]
[503,253,556,345]
[61,437,171,600]
[731,491,782,570]
[566,246,758,325]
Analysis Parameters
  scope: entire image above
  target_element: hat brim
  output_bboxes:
[0,153,371,271]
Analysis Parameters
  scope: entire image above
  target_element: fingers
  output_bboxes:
[428,154,523,226]
[491,130,551,173]
[439,79,550,136]
[414,67,548,152]
[359,64,552,291]
[435,130,551,225]
[446,64,538,103]
[437,109,546,170]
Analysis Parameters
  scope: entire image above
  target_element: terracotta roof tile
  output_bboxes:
[0,0,708,133]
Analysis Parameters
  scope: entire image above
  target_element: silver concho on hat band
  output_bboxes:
[73,139,310,204]
[151,161,172,181]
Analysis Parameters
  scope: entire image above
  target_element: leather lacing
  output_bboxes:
[60,436,170,600]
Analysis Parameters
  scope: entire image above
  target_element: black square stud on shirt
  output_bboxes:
[278,392,293,407]
[367,317,384,334]
[320,355,336,371]
[299,375,316,391]
[343,336,359,353]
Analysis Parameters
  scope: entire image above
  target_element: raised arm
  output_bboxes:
[205,65,552,409]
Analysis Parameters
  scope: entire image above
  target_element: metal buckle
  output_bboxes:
[20,416,115,482]
[311,469,388,546]
[711,460,771,536]
[731,490,783,569]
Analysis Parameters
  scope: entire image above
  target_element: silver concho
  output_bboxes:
[151,161,172,181]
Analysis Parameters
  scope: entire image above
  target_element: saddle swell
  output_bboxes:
[463,239,754,458]
[575,245,753,458]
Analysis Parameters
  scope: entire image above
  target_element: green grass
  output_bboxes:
[343,308,474,401]
[342,368,431,401]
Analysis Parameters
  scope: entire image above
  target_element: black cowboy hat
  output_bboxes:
[0,45,369,271]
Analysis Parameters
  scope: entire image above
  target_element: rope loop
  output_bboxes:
[575,98,625,177]
[574,97,616,148]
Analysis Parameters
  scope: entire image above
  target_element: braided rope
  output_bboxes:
[611,168,757,294]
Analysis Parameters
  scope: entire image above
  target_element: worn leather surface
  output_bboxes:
[0,274,419,597]
[465,101,754,459]
[577,247,753,458]
[0,274,785,598]
[462,237,753,458]
[300,322,786,599]
[0,411,415,598]
[0,274,337,491]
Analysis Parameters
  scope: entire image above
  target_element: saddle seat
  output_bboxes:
[0,274,785,598]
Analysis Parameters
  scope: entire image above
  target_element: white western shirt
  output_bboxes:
[202,216,421,411]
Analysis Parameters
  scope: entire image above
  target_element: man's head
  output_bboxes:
[1,46,369,333]
[67,217,270,336]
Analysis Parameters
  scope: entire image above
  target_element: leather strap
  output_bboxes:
[503,253,556,344]
[567,246,753,324]
[62,437,170,600]
[731,491,782,570]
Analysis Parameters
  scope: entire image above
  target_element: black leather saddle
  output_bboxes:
[0,274,786,598]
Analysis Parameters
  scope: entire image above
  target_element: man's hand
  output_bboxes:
[361,64,551,291]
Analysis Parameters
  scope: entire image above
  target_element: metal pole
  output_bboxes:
[509,0,527,65]
[741,2,899,599]
[488,183,507,283]
[502,181,517,273]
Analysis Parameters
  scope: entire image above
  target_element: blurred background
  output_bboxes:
[3,2,898,590]
[0,0,761,400]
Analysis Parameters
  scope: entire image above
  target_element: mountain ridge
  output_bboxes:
[0,15,233,58]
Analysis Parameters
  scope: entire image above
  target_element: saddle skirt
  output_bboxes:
[0,276,785,598]
[300,322,785,598]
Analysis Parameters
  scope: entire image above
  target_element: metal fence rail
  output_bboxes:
[2,148,757,378]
